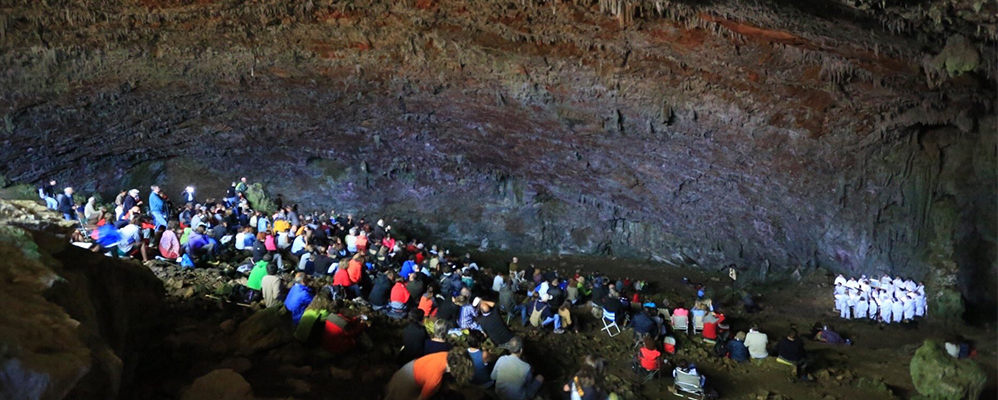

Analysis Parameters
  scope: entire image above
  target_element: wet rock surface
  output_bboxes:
[0,0,995,309]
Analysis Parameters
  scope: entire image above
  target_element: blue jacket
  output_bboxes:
[285,284,315,325]
[400,260,416,280]
[727,339,749,362]
[149,192,165,213]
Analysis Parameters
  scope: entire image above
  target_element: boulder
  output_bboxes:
[0,199,164,400]
[909,340,986,400]
[233,306,294,355]
[180,369,254,400]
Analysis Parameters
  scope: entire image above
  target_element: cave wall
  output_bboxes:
[0,199,165,400]
[0,0,995,306]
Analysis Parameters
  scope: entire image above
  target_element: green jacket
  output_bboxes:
[246,261,269,290]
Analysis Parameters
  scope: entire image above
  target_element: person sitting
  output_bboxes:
[702,309,726,343]
[815,325,849,345]
[400,309,429,362]
[745,324,769,360]
[246,254,271,293]
[631,306,658,340]
[385,348,473,400]
[527,293,563,334]
[284,273,315,325]
[492,336,544,400]
[636,336,663,376]
[459,297,482,331]
[672,359,706,389]
[478,301,516,350]
[387,275,410,317]
[418,285,437,318]
[466,330,495,388]
[776,328,809,380]
[727,331,750,363]
[368,269,394,311]
[557,301,575,333]
[424,319,453,355]
[158,221,181,260]
[673,302,689,318]
[321,306,368,355]
[260,263,283,307]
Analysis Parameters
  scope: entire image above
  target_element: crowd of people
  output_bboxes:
[833,275,927,324]
[38,177,929,399]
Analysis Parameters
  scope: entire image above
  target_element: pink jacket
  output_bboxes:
[159,230,180,259]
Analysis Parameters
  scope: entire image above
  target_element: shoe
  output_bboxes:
[554,329,565,334]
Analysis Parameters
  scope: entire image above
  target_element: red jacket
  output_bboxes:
[321,314,363,354]
[347,260,363,285]
[391,282,410,304]
[333,267,352,287]
[702,313,726,340]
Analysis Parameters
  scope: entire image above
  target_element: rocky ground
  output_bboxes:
[132,252,997,400]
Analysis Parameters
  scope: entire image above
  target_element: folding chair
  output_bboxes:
[671,315,689,333]
[632,353,662,385]
[692,314,705,335]
[600,308,622,337]
[673,369,706,400]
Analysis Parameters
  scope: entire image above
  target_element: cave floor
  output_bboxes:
[129,253,997,400]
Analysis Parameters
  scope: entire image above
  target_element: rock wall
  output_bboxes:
[0,199,164,400]
[0,0,994,308]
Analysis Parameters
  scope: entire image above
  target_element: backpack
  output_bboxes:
[529,302,547,327]
[180,253,195,269]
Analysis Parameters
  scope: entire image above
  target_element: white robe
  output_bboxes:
[891,298,904,323]
[880,296,893,323]
[855,297,869,320]
[902,296,915,320]
[868,296,879,319]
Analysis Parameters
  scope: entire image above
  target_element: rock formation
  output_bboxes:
[0,199,165,400]
[0,0,994,312]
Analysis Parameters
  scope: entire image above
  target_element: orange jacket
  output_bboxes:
[348,259,363,284]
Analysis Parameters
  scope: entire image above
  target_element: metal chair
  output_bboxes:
[673,369,706,400]
[601,308,622,337]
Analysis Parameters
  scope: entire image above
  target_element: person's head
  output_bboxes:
[408,308,425,324]
[266,262,278,275]
[445,348,475,383]
[49,180,56,186]
[643,336,656,350]
[87,196,95,204]
[678,302,686,309]
[466,330,485,349]
[512,257,518,263]
[128,188,139,197]
[432,319,448,339]
[677,359,689,370]
[263,253,273,262]
[151,185,160,193]
[424,285,435,296]
[294,272,308,285]
[735,331,746,341]
[129,216,140,226]
[750,323,760,332]
[506,336,524,355]
[583,354,605,373]
[825,325,835,333]
[64,187,74,195]
[787,328,798,340]
[241,177,247,183]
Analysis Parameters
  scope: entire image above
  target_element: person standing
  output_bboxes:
[149,185,167,229]
[56,187,75,220]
